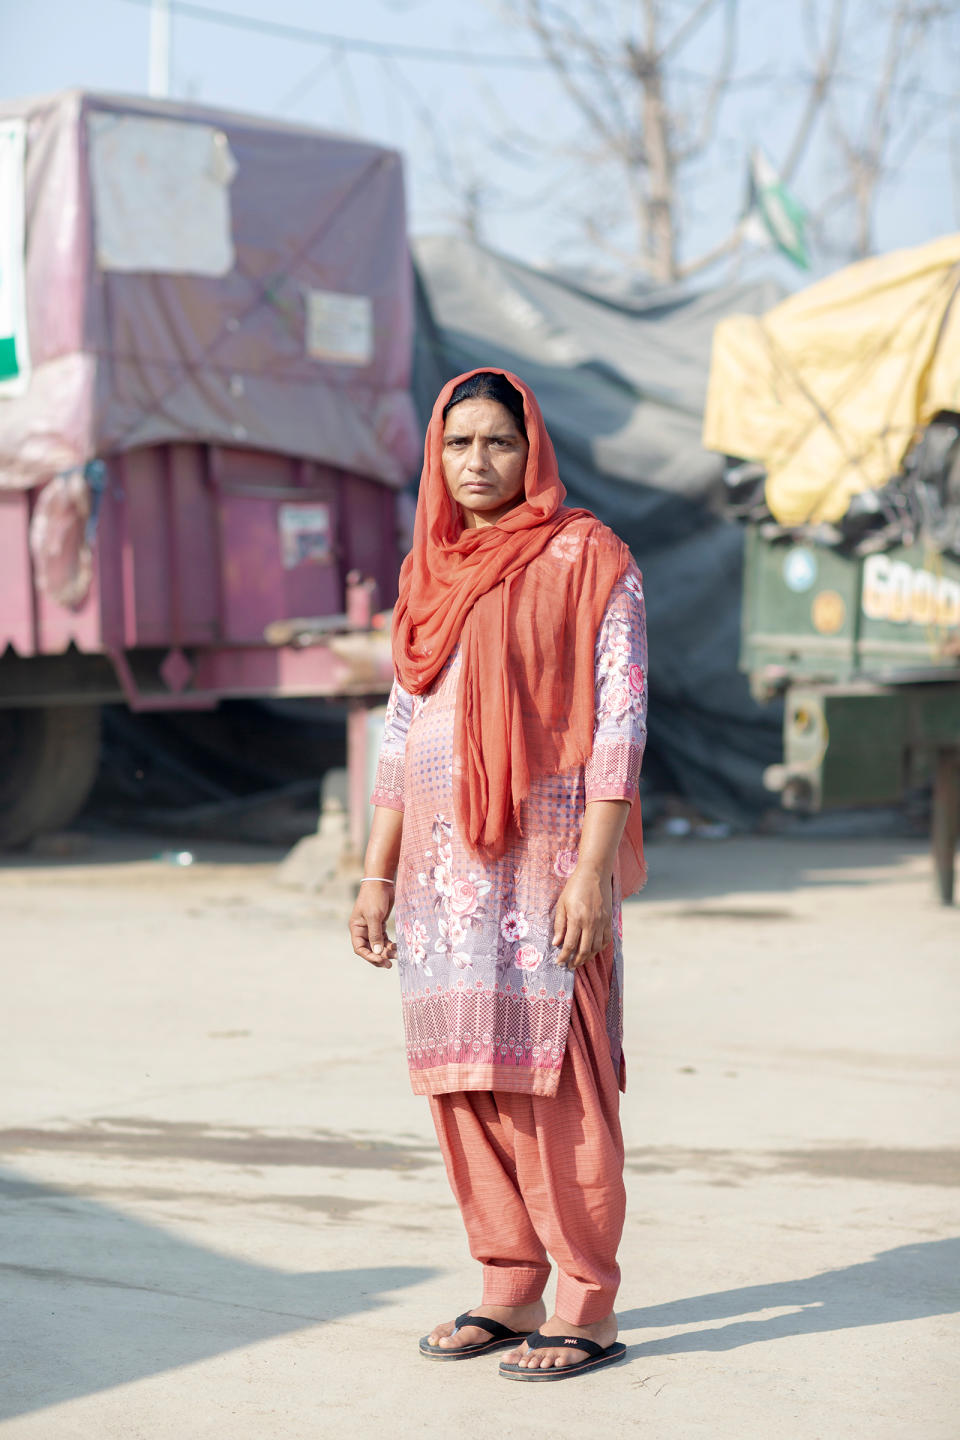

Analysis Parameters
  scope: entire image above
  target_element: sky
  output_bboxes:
[1,0,957,291]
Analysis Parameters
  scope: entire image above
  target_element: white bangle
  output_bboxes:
[360,876,395,885]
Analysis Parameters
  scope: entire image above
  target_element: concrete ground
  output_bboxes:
[0,830,957,1438]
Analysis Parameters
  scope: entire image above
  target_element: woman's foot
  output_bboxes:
[426,1300,546,1352]
[502,1311,618,1370]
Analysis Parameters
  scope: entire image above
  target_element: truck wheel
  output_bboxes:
[0,705,102,849]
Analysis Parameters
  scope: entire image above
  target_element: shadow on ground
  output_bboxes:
[631,834,930,907]
[0,828,289,874]
[1,830,931,912]
[619,1237,960,1355]
[0,1118,436,1172]
[0,1165,435,1421]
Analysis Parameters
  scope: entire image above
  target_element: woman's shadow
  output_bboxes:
[619,1237,960,1354]
[0,1166,436,1421]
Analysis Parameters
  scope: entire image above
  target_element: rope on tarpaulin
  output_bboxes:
[82,459,106,547]
[44,457,108,548]
[755,262,960,529]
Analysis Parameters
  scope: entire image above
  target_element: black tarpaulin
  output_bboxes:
[412,236,784,824]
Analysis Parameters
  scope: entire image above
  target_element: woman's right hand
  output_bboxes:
[349,880,397,968]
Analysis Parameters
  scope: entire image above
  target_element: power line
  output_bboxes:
[118,0,960,105]
[117,0,555,69]
[274,48,343,114]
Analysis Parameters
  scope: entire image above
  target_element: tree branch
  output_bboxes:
[780,0,846,184]
[674,223,744,281]
[521,0,624,152]
[673,0,738,164]
[660,0,727,60]
[490,0,954,281]
[826,0,941,257]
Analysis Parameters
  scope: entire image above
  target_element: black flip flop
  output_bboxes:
[499,1329,626,1381]
[419,1312,529,1361]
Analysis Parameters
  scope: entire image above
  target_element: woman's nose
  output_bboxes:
[466,440,488,471]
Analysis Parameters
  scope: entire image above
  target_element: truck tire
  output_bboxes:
[0,705,102,849]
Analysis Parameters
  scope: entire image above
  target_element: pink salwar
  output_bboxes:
[428,948,625,1326]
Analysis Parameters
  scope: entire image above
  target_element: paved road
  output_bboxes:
[1,831,957,1438]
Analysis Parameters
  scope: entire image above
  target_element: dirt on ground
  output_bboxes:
[0,830,957,1438]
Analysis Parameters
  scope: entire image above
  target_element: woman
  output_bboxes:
[348,368,647,1382]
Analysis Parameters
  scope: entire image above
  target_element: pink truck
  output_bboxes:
[0,91,419,848]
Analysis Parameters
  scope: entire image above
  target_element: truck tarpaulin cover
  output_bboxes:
[703,233,960,526]
[413,236,784,822]
[0,90,419,491]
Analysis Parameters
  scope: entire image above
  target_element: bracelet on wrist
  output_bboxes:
[360,876,395,885]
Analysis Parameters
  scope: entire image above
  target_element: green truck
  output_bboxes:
[741,531,960,902]
[704,236,960,904]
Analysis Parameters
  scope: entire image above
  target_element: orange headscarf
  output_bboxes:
[392,368,645,896]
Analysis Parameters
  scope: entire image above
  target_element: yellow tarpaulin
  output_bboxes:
[703,234,960,526]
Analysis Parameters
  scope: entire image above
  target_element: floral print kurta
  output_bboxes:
[372,568,647,1098]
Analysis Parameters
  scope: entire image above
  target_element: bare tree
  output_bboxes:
[512,0,741,281]
[820,0,958,260]
[376,54,498,242]
[498,0,957,280]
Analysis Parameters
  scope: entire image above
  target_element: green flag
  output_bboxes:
[0,118,30,396]
[0,335,18,382]
[744,148,810,270]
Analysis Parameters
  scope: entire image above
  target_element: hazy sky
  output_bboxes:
[1,0,957,288]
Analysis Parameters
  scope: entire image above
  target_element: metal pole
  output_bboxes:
[932,749,959,906]
[148,0,172,99]
[346,699,370,864]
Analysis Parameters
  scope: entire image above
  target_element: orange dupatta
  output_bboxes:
[392,368,646,896]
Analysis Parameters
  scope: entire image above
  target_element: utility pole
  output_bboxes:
[148,0,172,99]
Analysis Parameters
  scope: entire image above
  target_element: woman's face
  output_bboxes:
[441,398,529,529]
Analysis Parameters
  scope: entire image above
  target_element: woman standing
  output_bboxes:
[348,369,647,1381]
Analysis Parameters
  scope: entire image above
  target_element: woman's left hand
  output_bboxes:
[552,864,613,970]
